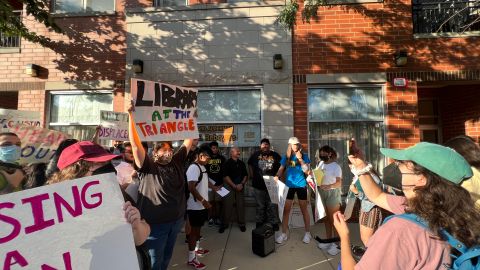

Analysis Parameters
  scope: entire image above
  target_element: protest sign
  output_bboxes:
[0,173,139,270]
[288,204,315,228]
[130,79,198,141]
[99,110,129,141]
[8,125,70,165]
[0,109,41,132]
[263,176,289,221]
[311,174,326,222]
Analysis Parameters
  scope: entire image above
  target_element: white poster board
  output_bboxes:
[130,79,199,141]
[99,110,129,141]
[0,173,140,270]
[0,109,41,132]
[9,124,70,165]
[263,176,289,221]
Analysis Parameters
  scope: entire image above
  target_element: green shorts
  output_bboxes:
[319,188,341,207]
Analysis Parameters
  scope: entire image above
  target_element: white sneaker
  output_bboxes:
[327,244,340,256]
[275,233,287,244]
[317,242,332,250]
[302,232,312,244]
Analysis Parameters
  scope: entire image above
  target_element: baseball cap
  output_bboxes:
[57,141,120,170]
[380,142,473,184]
[288,137,300,145]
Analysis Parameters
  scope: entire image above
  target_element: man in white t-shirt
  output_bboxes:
[115,142,135,189]
[186,146,214,270]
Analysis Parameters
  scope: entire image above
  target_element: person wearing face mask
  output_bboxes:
[116,142,136,190]
[0,132,26,195]
[127,100,195,270]
[46,140,152,270]
[315,145,342,256]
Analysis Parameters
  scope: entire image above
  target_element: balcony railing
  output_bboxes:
[0,11,21,48]
[413,0,480,34]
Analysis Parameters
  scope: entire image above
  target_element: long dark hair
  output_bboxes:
[407,162,480,247]
[443,135,480,171]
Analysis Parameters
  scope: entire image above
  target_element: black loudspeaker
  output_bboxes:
[252,224,275,257]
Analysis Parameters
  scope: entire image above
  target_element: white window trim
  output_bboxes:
[48,90,114,127]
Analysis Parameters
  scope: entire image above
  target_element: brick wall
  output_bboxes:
[17,90,46,127]
[291,0,480,148]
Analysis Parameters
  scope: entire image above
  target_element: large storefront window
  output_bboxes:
[49,91,113,141]
[308,87,385,194]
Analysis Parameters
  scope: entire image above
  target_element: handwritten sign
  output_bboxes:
[131,79,198,141]
[288,205,314,228]
[0,109,41,132]
[8,125,70,165]
[99,111,129,141]
[263,176,289,221]
[0,173,140,270]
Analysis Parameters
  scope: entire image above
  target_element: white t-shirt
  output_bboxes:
[186,163,209,210]
[318,161,342,185]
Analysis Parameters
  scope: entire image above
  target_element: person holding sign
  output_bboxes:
[128,100,195,270]
[316,145,342,256]
[248,138,282,230]
[274,137,312,245]
[0,132,26,195]
[47,141,152,268]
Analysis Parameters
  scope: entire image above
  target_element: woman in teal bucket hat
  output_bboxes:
[334,142,480,270]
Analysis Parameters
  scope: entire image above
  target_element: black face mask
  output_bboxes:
[382,162,402,190]
[319,155,329,162]
[91,162,117,176]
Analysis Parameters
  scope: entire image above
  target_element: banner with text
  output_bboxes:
[9,125,70,165]
[263,176,289,221]
[99,111,129,141]
[131,79,198,141]
[0,173,139,270]
[0,109,41,132]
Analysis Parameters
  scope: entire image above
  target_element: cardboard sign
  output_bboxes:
[0,173,140,270]
[288,204,315,228]
[263,176,289,221]
[130,79,199,141]
[99,111,129,141]
[9,125,70,165]
[0,109,41,132]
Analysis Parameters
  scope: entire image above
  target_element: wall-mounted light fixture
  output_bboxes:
[132,59,143,73]
[273,54,283,70]
[25,64,40,77]
[393,51,408,67]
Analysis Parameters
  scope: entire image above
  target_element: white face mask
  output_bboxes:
[0,145,21,163]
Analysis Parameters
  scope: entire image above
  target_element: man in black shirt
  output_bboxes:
[205,141,226,226]
[221,147,248,233]
[248,138,281,230]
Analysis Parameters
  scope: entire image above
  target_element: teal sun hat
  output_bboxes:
[380,142,473,184]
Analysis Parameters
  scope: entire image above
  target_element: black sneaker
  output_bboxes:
[240,225,246,232]
[219,226,226,233]
[272,223,280,231]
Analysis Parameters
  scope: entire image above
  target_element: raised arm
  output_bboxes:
[348,155,392,213]
[183,138,194,154]
[127,100,146,168]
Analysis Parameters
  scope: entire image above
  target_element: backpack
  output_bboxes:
[383,213,480,270]
[185,162,207,201]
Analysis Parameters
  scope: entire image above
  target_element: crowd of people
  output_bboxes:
[2,106,480,270]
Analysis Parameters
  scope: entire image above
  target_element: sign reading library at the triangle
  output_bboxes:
[130,79,199,141]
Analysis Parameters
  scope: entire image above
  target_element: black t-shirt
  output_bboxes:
[135,146,187,224]
[205,154,226,186]
[248,150,282,190]
[223,158,248,185]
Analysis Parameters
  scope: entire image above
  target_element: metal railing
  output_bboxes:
[413,0,480,34]
[0,11,21,48]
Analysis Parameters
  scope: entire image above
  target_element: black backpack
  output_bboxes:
[184,162,207,201]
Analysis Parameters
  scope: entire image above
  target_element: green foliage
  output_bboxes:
[0,0,62,46]
[275,0,299,30]
[276,0,327,30]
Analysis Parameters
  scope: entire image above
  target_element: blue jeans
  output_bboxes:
[147,217,183,270]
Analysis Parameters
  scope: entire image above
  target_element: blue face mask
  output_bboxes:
[0,145,21,163]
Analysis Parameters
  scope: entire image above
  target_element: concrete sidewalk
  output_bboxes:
[169,222,362,270]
